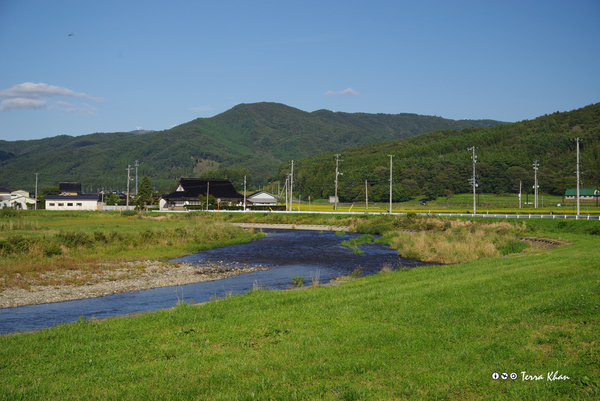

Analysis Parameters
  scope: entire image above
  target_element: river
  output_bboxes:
[0,229,428,335]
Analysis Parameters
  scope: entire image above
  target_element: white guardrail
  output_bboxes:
[155,209,600,220]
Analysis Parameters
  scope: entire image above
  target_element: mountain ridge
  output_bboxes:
[0,102,507,192]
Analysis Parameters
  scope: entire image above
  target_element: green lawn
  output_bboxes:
[1,218,599,399]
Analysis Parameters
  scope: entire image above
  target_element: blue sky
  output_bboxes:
[1,0,599,141]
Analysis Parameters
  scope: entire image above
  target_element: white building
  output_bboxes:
[0,187,37,209]
[247,191,278,206]
[45,194,101,211]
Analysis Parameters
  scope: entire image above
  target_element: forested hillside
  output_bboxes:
[0,102,504,192]
[283,103,600,202]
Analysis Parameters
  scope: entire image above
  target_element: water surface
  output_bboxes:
[0,229,424,334]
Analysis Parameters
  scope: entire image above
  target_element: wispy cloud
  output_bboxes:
[0,82,103,112]
[0,98,46,111]
[324,88,359,97]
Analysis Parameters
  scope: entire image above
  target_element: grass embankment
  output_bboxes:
[0,210,263,290]
[1,218,599,399]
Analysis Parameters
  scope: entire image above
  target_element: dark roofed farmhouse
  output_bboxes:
[160,178,243,210]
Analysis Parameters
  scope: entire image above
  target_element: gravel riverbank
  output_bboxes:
[0,260,270,309]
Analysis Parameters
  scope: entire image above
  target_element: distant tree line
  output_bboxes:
[280,103,600,202]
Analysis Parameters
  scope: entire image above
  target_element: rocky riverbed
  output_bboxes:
[0,260,270,309]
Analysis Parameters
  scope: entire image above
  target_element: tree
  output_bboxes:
[198,194,217,208]
[443,189,454,203]
[107,194,120,206]
[41,186,60,195]
[137,176,154,206]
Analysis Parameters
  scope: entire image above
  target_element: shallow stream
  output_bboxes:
[0,229,428,334]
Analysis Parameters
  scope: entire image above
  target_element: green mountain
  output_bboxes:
[0,102,506,193]
[285,103,600,202]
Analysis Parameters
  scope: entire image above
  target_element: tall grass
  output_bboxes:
[0,214,262,290]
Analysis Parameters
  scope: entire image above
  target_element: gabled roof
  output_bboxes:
[59,182,82,193]
[162,178,243,200]
[565,188,598,196]
[0,186,11,194]
[247,191,277,200]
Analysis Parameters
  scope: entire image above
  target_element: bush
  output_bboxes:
[56,231,93,248]
[43,244,63,257]
[497,240,529,256]
[121,210,138,217]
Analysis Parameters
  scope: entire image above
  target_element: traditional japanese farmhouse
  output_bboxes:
[160,178,243,211]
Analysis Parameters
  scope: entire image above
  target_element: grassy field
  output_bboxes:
[0,212,599,399]
[292,193,600,215]
[0,210,264,290]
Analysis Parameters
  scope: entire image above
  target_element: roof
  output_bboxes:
[45,195,100,201]
[59,182,82,193]
[0,186,11,194]
[162,178,243,200]
[247,191,277,203]
[565,188,598,196]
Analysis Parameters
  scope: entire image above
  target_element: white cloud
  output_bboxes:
[0,98,47,111]
[0,82,103,112]
[0,82,104,102]
[324,88,359,97]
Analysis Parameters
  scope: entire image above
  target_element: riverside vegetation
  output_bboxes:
[0,209,263,291]
[0,210,599,399]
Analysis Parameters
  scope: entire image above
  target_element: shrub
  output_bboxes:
[497,240,529,256]
[291,276,305,287]
[120,210,138,217]
[43,244,63,257]
[56,231,93,248]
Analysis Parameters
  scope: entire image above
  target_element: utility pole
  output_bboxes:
[571,138,583,215]
[284,177,288,210]
[533,160,539,209]
[206,181,210,211]
[126,165,133,208]
[365,180,368,211]
[135,160,139,196]
[289,160,294,212]
[519,180,522,209]
[243,175,247,211]
[467,147,478,214]
[388,155,394,213]
[34,173,38,210]
[334,154,342,211]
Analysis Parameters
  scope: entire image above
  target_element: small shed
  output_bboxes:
[565,188,599,200]
[247,191,277,206]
